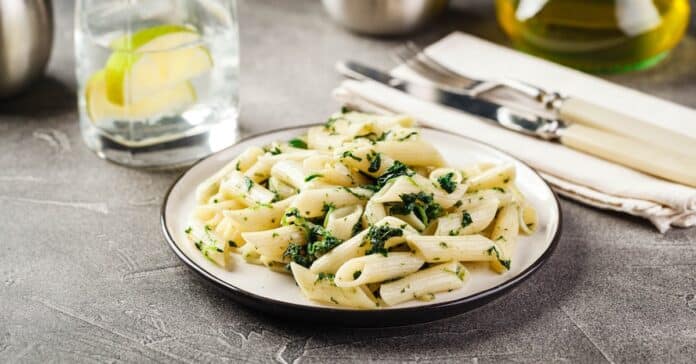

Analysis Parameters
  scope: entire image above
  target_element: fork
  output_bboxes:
[391,42,695,158]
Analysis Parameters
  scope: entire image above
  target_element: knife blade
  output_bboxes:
[336,60,696,187]
[336,60,565,140]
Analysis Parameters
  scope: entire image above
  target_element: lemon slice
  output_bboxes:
[104,24,212,105]
[86,70,196,123]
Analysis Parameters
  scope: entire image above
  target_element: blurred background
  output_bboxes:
[4,0,694,134]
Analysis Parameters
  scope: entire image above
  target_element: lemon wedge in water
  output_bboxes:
[86,70,196,122]
[104,24,212,105]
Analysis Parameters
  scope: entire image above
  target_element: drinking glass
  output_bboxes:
[75,0,240,168]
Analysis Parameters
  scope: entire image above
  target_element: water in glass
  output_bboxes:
[75,0,240,168]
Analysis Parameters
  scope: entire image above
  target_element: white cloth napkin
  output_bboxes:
[333,32,696,233]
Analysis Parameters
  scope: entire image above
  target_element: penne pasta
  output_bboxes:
[406,234,506,265]
[325,205,363,240]
[242,225,306,262]
[467,163,516,192]
[334,252,424,288]
[290,263,378,308]
[380,262,468,306]
[435,198,500,236]
[188,111,537,308]
[196,146,264,203]
[291,187,373,217]
[489,204,519,273]
[219,171,276,206]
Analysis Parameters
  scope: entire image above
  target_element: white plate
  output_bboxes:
[161,125,562,326]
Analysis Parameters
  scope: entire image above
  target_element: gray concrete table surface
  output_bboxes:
[1,0,694,363]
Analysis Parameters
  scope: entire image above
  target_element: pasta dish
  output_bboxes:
[187,110,537,308]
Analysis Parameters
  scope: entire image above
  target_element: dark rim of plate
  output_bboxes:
[160,124,563,322]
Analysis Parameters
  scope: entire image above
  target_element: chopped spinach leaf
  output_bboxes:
[388,192,443,225]
[288,138,307,149]
[437,172,457,193]
[367,151,381,173]
[461,211,473,228]
[365,225,403,256]
[374,160,414,189]
[316,272,335,282]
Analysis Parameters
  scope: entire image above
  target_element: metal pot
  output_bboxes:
[0,0,53,98]
[321,0,448,36]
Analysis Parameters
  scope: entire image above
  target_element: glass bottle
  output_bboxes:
[495,0,691,72]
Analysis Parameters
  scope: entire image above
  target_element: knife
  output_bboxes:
[337,61,696,187]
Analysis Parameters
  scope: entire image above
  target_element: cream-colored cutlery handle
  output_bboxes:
[560,124,696,187]
[559,97,695,158]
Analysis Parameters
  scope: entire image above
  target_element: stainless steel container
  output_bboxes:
[321,0,448,36]
[0,0,53,97]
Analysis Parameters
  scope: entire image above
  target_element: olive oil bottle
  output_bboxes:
[495,0,690,72]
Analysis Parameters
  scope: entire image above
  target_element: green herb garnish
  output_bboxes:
[388,192,443,225]
[461,211,473,228]
[397,131,418,141]
[437,172,457,193]
[282,211,344,268]
[316,272,335,282]
[341,150,362,161]
[243,176,254,191]
[367,151,381,173]
[288,138,308,149]
[365,225,403,256]
[305,173,323,182]
[374,160,414,189]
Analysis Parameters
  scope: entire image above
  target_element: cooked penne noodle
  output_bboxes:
[220,171,276,206]
[291,187,373,217]
[489,204,519,273]
[270,160,306,189]
[406,234,505,264]
[184,223,231,268]
[268,176,296,200]
[467,163,516,192]
[435,198,500,236]
[196,146,264,203]
[223,197,294,232]
[334,252,424,288]
[380,262,468,306]
[290,263,378,308]
[310,229,369,274]
[374,140,445,167]
[242,225,306,262]
[325,205,363,240]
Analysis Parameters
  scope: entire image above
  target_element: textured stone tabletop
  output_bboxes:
[1,0,695,363]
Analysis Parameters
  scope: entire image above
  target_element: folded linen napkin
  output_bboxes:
[333,32,696,233]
